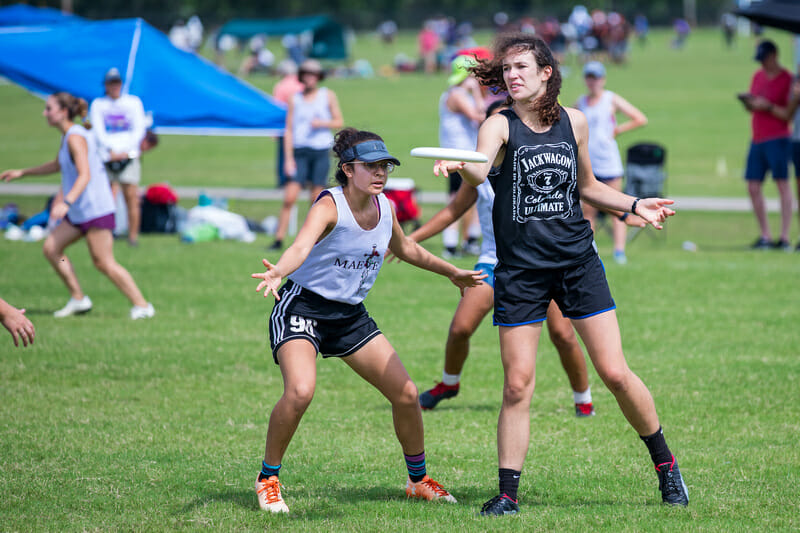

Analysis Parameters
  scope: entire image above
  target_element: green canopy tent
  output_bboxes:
[219,15,347,60]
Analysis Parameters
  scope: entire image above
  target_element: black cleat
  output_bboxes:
[655,456,689,506]
[419,382,459,410]
[479,494,520,516]
[751,237,772,250]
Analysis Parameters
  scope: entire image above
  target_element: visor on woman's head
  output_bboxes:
[341,140,401,166]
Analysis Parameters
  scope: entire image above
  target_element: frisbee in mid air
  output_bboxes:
[410,147,489,163]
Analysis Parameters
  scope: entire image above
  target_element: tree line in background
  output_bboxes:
[18,0,736,30]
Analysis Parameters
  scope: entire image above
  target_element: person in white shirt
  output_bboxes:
[89,68,147,246]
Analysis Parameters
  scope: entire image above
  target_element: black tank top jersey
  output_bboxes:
[489,107,596,269]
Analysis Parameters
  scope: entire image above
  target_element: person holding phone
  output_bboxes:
[740,40,795,251]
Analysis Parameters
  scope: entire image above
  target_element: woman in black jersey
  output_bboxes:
[434,34,688,515]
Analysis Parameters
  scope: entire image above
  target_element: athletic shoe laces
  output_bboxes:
[257,477,283,504]
[420,476,449,497]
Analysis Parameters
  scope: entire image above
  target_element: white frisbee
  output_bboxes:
[410,147,489,163]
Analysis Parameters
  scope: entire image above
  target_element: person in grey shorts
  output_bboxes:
[89,67,147,246]
[271,59,344,250]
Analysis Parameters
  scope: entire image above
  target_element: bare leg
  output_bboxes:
[497,324,541,470]
[84,228,147,307]
[747,181,772,240]
[343,335,424,454]
[121,183,140,244]
[274,181,301,242]
[443,282,494,375]
[545,300,589,392]
[264,340,318,465]
[571,310,660,436]
[775,179,792,243]
[42,221,85,299]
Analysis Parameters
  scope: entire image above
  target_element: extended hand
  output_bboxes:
[449,268,488,295]
[635,198,675,229]
[433,160,465,178]
[0,169,23,182]
[251,258,283,300]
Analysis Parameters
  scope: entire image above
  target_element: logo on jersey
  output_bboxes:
[103,112,132,134]
[512,142,576,222]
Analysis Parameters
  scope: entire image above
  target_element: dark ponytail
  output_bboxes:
[471,33,563,127]
[331,127,384,185]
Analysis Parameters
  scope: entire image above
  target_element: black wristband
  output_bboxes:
[631,198,640,215]
[64,199,73,207]
[618,212,629,222]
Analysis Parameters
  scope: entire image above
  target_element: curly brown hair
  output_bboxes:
[471,33,563,127]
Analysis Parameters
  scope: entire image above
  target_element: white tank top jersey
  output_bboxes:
[475,178,498,266]
[577,90,625,178]
[291,87,334,150]
[58,125,115,224]
[289,187,394,304]
[438,87,479,150]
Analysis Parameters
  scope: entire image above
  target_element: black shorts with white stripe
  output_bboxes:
[268,280,382,364]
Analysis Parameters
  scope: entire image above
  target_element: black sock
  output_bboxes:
[640,426,673,466]
[498,468,521,502]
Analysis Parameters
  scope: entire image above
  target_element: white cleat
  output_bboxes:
[130,303,155,320]
[54,296,92,318]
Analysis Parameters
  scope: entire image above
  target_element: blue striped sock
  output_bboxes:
[405,451,426,482]
[259,461,281,481]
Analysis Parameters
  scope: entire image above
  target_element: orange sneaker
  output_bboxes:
[255,475,289,513]
[405,475,457,503]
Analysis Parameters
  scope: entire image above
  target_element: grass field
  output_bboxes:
[1,26,800,532]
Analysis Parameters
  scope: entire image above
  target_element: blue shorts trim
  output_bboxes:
[564,304,617,320]
[475,262,495,288]
[745,137,790,181]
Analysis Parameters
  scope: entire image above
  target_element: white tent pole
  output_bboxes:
[123,18,142,94]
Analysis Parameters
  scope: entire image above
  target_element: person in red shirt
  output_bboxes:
[740,40,794,250]
[272,61,305,188]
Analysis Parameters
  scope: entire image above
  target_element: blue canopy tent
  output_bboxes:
[0,3,83,26]
[219,16,348,60]
[0,18,286,136]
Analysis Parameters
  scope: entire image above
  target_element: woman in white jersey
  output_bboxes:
[1,92,154,320]
[576,61,647,264]
[250,128,485,514]
[271,59,344,250]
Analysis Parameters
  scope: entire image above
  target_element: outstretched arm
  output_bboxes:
[252,194,337,299]
[387,205,486,291]
[409,182,479,244]
[568,107,674,229]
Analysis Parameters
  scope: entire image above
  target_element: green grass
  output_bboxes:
[1,210,799,531]
[1,26,800,532]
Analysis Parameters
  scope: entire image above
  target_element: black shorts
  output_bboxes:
[493,254,616,326]
[268,280,381,363]
[448,171,463,195]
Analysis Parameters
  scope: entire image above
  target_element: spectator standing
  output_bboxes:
[438,55,485,257]
[271,59,343,250]
[89,68,147,247]
[789,72,800,250]
[576,60,648,264]
[740,40,794,250]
